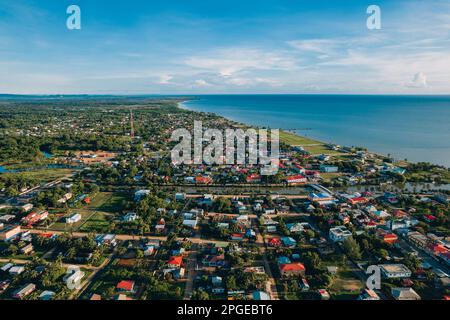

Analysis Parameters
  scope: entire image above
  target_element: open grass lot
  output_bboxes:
[93,192,129,213]
[329,268,364,300]
[49,210,95,232]
[320,172,344,182]
[302,145,345,156]
[279,131,322,146]
[1,168,74,183]
[279,131,345,156]
[79,212,111,233]
[48,192,128,233]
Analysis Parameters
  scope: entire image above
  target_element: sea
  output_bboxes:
[180,95,450,168]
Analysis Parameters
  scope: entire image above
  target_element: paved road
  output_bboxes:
[0,258,100,271]
[25,228,230,246]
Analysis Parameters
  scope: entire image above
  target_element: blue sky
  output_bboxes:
[1,0,449,94]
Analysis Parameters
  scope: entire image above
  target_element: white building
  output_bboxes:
[134,190,151,202]
[66,213,81,224]
[379,264,412,279]
[329,226,352,242]
[63,269,85,289]
[21,203,34,212]
[123,212,138,222]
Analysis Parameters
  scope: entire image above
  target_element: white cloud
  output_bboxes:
[406,72,428,88]
[184,48,296,76]
[159,74,173,84]
[287,39,341,54]
[194,79,211,87]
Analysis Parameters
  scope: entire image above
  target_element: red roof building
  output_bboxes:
[21,211,48,226]
[195,176,212,184]
[285,174,307,185]
[348,197,369,205]
[392,210,408,218]
[168,256,183,268]
[246,174,261,183]
[383,233,398,244]
[427,243,449,256]
[423,214,436,223]
[116,280,135,292]
[268,237,282,247]
[230,233,245,241]
[279,263,306,276]
[39,233,55,239]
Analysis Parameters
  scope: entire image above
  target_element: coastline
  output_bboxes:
[178,96,450,168]
[178,99,388,160]
[177,100,450,187]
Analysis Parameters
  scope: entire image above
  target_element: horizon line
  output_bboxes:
[1,93,450,97]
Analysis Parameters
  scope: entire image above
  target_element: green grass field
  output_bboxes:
[48,192,128,232]
[79,212,111,233]
[94,192,129,213]
[1,168,74,182]
[50,210,94,231]
[329,268,364,299]
[279,131,322,146]
[320,172,344,181]
[280,131,345,156]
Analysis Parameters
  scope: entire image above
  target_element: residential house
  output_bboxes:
[0,225,21,241]
[202,254,226,267]
[286,222,309,234]
[123,212,138,222]
[391,287,421,300]
[9,266,25,275]
[66,213,81,224]
[63,269,85,289]
[134,190,151,202]
[329,226,352,242]
[268,237,282,247]
[281,236,297,248]
[13,283,36,299]
[116,280,135,293]
[195,176,213,184]
[21,211,48,226]
[167,256,183,268]
[379,264,412,279]
[279,263,306,277]
[320,165,338,173]
[20,243,34,255]
[175,193,186,201]
[285,174,307,185]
